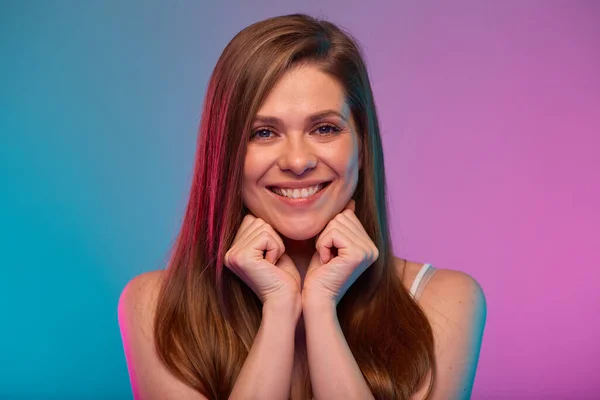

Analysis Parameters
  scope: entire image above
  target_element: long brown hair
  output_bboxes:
[154,13,436,399]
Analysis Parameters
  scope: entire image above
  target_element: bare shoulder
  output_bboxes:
[117,269,165,360]
[394,258,487,399]
[118,270,165,333]
[393,257,486,312]
[416,265,487,325]
[118,270,207,399]
[119,270,165,305]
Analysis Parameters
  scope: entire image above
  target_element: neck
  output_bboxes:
[282,236,316,287]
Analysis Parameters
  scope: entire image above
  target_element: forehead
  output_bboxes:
[256,64,350,120]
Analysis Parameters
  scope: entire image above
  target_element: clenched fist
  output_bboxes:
[224,215,301,306]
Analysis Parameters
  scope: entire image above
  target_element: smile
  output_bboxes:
[268,182,331,199]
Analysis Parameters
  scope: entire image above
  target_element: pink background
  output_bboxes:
[240,1,600,397]
[372,2,600,398]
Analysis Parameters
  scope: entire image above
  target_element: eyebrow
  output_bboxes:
[252,109,348,125]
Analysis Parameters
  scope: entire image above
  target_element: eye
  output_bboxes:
[313,123,341,136]
[250,123,342,141]
[251,128,276,140]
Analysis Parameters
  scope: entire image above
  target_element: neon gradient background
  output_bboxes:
[1,1,598,399]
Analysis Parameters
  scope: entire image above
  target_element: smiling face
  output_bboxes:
[242,63,362,240]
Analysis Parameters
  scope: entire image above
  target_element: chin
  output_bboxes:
[272,222,324,241]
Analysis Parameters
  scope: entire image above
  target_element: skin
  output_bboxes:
[241,63,378,398]
[117,63,486,400]
[242,63,362,282]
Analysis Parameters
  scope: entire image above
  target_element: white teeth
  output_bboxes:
[271,183,325,199]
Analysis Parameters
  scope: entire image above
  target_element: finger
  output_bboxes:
[275,253,301,286]
[305,250,323,275]
[315,218,336,254]
[340,208,369,238]
[239,217,273,246]
[249,230,283,264]
[331,213,368,245]
[319,245,332,265]
[317,227,357,265]
[314,213,353,259]
[314,203,360,258]
[243,222,285,261]
[315,227,332,264]
[340,199,366,236]
[261,224,285,259]
[235,214,258,242]
[337,213,378,261]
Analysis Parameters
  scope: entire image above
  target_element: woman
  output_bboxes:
[118,13,486,400]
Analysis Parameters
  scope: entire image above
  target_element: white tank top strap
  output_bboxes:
[410,263,437,299]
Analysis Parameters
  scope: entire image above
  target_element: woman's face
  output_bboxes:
[242,63,361,240]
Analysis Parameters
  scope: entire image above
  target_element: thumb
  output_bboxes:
[306,251,323,275]
[276,253,299,277]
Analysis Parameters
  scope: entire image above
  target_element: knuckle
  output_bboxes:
[224,250,235,266]
[266,227,283,247]
[371,247,379,260]
[262,224,281,238]
[262,224,275,234]
[258,229,271,238]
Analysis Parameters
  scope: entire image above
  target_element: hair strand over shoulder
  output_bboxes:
[154,13,436,400]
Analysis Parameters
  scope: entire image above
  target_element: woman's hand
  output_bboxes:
[303,200,379,305]
[225,215,301,305]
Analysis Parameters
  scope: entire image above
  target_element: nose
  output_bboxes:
[277,134,317,175]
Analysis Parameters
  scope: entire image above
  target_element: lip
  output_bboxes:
[266,181,331,207]
[267,179,332,190]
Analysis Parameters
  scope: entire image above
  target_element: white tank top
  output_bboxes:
[409,263,436,300]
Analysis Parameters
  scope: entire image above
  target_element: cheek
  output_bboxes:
[344,159,360,197]
[243,150,268,183]
[242,150,274,206]
[330,140,360,181]
[337,141,360,197]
